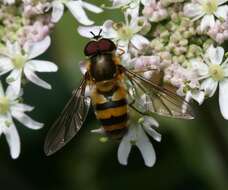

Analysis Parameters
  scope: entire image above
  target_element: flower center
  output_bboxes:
[0,96,9,114]
[202,0,218,14]
[116,24,134,41]
[209,64,224,81]
[12,54,26,69]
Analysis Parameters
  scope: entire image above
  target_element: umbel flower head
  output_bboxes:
[0,82,43,159]
[1,0,228,167]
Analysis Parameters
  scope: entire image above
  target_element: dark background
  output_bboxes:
[1,2,228,190]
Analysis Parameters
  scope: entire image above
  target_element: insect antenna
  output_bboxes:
[90,29,103,40]
[90,31,96,37]
[98,29,103,37]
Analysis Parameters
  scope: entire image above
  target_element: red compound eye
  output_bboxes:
[84,38,116,56]
[84,41,98,56]
[98,38,116,53]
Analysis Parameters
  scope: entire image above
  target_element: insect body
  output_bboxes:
[91,79,128,139]
[44,32,194,156]
[86,37,129,139]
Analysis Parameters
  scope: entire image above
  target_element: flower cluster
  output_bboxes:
[1,0,228,167]
[78,0,228,167]
[0,0,102,159]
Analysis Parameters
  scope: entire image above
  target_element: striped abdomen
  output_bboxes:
[91,82,128,139]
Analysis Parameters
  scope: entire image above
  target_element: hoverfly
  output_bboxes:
[44,30,194,156]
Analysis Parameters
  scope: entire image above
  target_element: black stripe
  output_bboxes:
[95,99,127,110]
[106,128,128,139]
[100,114,128,126]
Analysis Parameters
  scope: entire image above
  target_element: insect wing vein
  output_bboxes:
[121,66,194,119]
[44,77,91,156]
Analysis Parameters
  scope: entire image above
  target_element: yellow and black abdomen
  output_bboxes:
[91,82,128,139]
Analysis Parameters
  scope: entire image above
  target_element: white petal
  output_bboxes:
[206,45,224,65]
[215,6,228,20]
[77,25,102,38]
[201,78,218,97]
[112,0,130,6]
[184,3,203,18]
[7,42,21,58]
[117,133,132,166]
[218,0,228,5]
[0,57,14,75]
[143,125,161,142]
[136,128,156,167]
[4,123,20,159]
[6,69,22,96]
[191,90,205,105]
[127,3,139,19]
[5,84,21,100]
[26,60,58,72]
[223,61,228,76]
[200,15,215,31]
[102,20,118,39]
[82,1,103,13]
[66,1,94,25]
[24,67,52,89]
[190,59,209,76]
[11,103,34,112]
[143,116,159,127]
[12,111,43,129]
[27,36,51,59]
[51,1,64,23]
[131,34,149,50]
[6,69,21,82]
[219,79,228,119]
[129,20,142,34]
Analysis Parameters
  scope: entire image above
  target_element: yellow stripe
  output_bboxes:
[96,106,127,119]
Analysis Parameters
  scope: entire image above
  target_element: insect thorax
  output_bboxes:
[90,54,117,82]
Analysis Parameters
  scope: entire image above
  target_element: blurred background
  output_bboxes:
[1,1,228,190]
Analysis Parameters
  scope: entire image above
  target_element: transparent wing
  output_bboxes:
[44,77,91,156]
[119,66,194,119]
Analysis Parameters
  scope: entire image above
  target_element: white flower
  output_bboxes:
[3,0,15,4]
[118,116,161,167]
[0,36,58,95]
[191,45,228,119]
[51,0,103,25]
[184,0,228,31]
[109,0,142,19]
[78,18,150,55]
[0,82,43,159]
